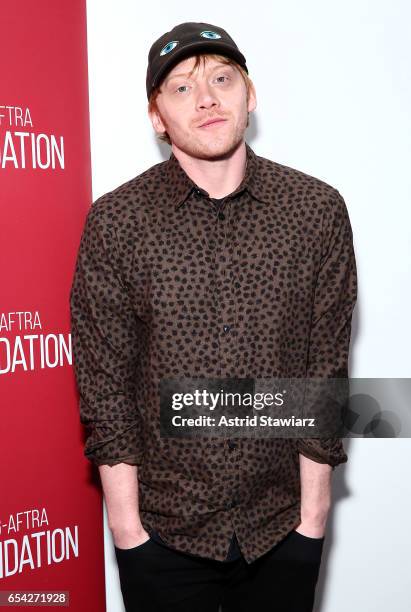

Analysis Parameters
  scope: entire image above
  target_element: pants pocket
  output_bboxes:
[115,537,154,565]
[271,529,325,564]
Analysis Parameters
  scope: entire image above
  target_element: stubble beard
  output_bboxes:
[168,111,249,161]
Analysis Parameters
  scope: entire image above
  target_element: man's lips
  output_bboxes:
[198,118,227,128]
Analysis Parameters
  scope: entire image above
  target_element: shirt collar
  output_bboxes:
[164,141,273,210]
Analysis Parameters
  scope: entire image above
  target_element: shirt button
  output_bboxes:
[223,324,231,333]
[226,497,239,510]
[227,440,237,450]
[218,211,225,220]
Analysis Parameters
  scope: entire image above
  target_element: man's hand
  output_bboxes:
[294,520,328,539]
[295,453,333,538]
[112,525,150,550]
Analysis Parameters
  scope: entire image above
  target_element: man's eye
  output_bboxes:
[215,75,230,83]
[176,85,189,93]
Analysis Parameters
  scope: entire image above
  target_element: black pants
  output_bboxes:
[115,530,325,612]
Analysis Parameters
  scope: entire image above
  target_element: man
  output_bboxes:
[70,21,357,612]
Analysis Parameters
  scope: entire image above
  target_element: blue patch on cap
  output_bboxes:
[160,40,179,56]
[200,30,222,39]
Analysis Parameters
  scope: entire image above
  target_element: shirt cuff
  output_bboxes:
[296,438,348,470]
[88,455,141,467]
[82,420,144,467]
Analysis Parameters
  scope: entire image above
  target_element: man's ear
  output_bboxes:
[148,107,167,136]
[247,80,257,113]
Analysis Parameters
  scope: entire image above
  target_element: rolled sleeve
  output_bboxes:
[69,199,144,467]
[297,189,358,469]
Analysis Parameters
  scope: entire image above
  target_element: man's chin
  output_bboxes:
[183,137,243,161]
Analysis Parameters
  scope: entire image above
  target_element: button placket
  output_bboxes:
[220,203,237,340]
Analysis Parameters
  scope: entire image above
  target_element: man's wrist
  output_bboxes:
[300,505,330,527]
[110,523,146,538]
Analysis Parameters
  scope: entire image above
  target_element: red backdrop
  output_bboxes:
[0,1,105,609]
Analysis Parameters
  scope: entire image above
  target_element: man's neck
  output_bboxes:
[171,140,247,199]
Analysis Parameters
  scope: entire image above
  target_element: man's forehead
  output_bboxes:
[165,57,231,81]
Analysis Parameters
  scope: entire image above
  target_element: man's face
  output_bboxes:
[149,55,256,159]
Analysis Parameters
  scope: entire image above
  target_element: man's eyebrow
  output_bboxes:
[166,63,234,83]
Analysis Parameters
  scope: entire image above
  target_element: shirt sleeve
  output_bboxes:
[69,199,144,467]
[297,189,358,470]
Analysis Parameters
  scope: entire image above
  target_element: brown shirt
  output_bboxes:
[69,141,357,564]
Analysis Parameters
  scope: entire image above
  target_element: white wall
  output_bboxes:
[86,1,411,610]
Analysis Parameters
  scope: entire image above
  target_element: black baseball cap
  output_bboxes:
[146,22,248,100]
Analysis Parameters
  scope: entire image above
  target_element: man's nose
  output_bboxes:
[195,84,219,109]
